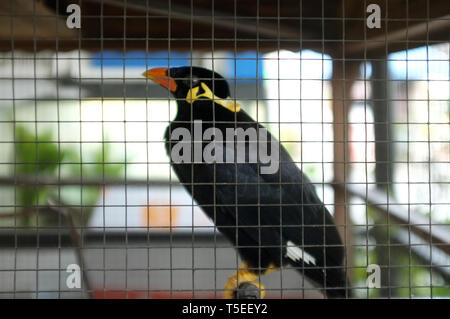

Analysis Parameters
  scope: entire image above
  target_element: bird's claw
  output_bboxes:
[223,264,265,299]
[236,282,265,299]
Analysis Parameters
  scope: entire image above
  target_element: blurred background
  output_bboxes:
[0,0,449,298]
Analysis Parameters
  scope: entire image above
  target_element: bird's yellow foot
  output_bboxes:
[223,264,268,299]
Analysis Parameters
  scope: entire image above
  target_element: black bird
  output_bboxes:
[143,66,350,298]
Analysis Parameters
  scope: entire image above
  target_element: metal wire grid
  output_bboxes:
[0,0,448,299]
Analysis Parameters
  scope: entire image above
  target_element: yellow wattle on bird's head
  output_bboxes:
[185,82,241,113]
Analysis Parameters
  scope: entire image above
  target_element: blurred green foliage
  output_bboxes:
[352,206,450,298]
[14,125,124,226]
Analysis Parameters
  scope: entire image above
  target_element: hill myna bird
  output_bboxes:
[143,66,350,299]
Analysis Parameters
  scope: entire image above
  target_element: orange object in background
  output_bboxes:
[142,204,179,230]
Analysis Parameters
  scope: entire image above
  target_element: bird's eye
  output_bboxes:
[184,76,199,88]
[191,76,200,87]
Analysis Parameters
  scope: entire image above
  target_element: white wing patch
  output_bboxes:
[285,240,316,266]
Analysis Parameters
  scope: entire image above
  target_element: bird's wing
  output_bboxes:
[168,110,343,269]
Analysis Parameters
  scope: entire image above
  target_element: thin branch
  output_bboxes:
[47,198,94,299]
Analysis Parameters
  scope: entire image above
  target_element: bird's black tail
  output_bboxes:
[323,268,352,299]
[302,267,351,299]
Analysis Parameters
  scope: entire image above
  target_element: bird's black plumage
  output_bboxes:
[147,66,349,298]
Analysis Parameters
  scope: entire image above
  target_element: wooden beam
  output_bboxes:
[92,0,307,40]
[345,14,450,57]
[0,0,77,40]
[331,59,359,280]
[372,58,393,189]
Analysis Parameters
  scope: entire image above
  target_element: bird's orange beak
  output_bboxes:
[142,67,178,92]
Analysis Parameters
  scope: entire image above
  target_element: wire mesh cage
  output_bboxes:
[0,0,449,299]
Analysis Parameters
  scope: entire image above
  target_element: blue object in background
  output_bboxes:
[91,50,264,81]
[226,52,264,80]
[389,46,449,80]
[91,51,191,69]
